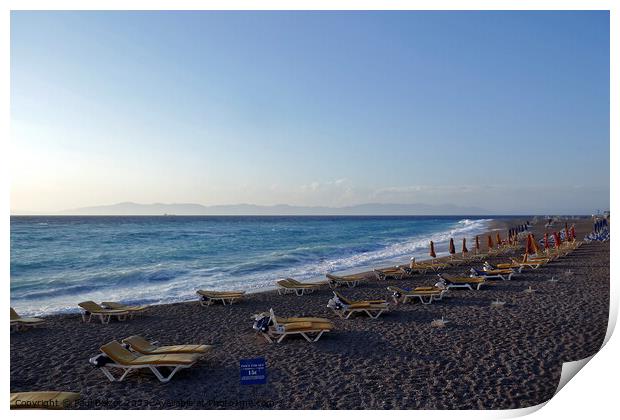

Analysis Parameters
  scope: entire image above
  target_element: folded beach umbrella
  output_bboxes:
[571,225,576,241]
[554,231,562,248]
[565,222,569,240]
[543,232,549,250]
[496,232,502,247]
[475,235,480,253]
[461,238,468,255]
[449,238,455,255]
[524,234,533,255]
[531,234,541,254]
[487,235,493,250]
[429,241,437,258]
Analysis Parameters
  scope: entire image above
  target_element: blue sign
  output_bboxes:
[240,358,267,385]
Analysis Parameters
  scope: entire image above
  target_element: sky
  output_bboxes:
[10,11,610,214]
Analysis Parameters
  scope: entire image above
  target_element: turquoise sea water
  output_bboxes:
[11,216,497,315]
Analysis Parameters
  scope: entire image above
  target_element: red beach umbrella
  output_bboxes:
[565,222,569,240]
[462,238,468,255]
[496,232,502,247]
[449,238,455,255]
[475,235,480,253]
[429,241,436,259]
[570,225,576,241]
[487,235,493,250]
[543,232,549,250]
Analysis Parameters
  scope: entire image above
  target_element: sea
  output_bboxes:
[10,215,513,315]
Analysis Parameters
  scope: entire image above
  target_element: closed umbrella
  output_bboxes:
[543,232,549,250]
[487,235,493,250]
[429,241,436,259]
[496,232,502,247]
[449,238,455,255]
[524,234,533,256]
[531,234,541,254]
[570,225,576,241]
[462,238,468,256]
[565,222,569,240]
[554,231,562,248]
[475,235,480,254]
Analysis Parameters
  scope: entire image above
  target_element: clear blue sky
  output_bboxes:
[10,11,609,214]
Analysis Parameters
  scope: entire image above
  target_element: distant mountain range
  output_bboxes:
[13,201,488,216]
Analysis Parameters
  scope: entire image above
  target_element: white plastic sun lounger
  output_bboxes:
[386,285,447,305]
[252,308,334,343]
[327,291,389,319]
[90,341,201,383]
[78,301,129,324]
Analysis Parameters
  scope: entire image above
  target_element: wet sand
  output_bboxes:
[10,218,609,409]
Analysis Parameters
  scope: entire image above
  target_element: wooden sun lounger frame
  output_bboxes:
[386,286,446,305]
[329,291,389,319]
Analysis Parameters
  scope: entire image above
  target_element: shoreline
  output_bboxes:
[12,216,517,317]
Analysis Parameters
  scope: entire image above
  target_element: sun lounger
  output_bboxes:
[386,285,447,305]
[483,261,524,273]
[327,291,389,319]
[101,302,149,317]
[471,267,517,281]
[326,273,365,288]
[509,256,549,270]
[90,340,201,382]
[399,258,449,276]
[436,273,489,290]
[196,290,245,306]
[277,278,325,296]
[373,267,407,281]
[10,391,80,409]
[78,301,129,324]
[10,308,45,332]
[252,308,334,343]
[122,335,213,355]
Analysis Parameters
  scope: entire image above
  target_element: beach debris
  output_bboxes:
[490,299,506,307]
[548,275,559,283]
[431,317,449,328]
[524,286,535,294]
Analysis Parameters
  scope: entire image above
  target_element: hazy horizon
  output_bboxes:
[10,11,610,215]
